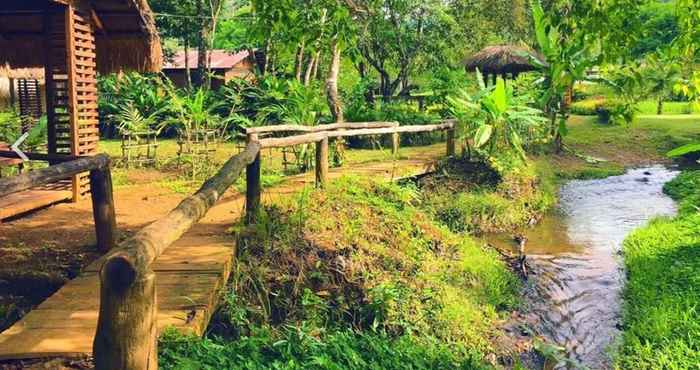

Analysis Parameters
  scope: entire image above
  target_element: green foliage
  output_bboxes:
[256,79,327,126]
[666,143,700,160]
[448,73,548,161]
[595,99,636,126]
[569,99,602,116]
[227,177,518,361]
[618,171,700,369]
[99,72,172,134]
[424,158,556,234]
[159,327,488,370]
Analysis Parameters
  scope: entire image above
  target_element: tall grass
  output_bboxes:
[618,171,700,369]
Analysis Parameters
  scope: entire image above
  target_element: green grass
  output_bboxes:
[159,328,489,370]
[422,158,557,234]
[636,100,700,115]
[617,171,700,369]
[160,176,520,368]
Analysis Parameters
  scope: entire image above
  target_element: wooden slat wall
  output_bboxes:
[44,6,72,193]
[45,4,99,201]
[17,79,43,133]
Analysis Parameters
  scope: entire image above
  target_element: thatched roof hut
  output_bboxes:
[464,45,546,77]
[0,0,162,73]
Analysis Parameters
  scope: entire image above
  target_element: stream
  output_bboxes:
[490,166,679,369]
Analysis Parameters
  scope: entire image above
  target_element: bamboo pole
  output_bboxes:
[447,128,456,157]
[391,132,400,156]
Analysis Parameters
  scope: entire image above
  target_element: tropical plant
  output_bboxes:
[98,72,172,137]
[114,102,165,134]
[166,87,234,140]
[529,0,600,152]
[447,72,547,162]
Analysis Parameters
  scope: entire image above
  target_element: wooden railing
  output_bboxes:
[0,151,116,252]
[88,120,456,369]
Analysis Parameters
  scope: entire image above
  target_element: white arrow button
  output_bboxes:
[11,132,30,162]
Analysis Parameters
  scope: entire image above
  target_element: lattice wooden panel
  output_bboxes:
[16,79,42,133]
[66,6,99,199]
[45,5,100,200]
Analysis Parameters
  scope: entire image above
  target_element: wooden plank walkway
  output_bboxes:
[0,189,72,221]
[0,156,438,360]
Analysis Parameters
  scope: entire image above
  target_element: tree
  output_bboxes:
[529,0,650,152]
[352,0,458,98]
[642,52,682,115]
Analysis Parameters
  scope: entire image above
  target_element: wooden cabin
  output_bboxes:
[162,50,256,90]
[0,0,161,220]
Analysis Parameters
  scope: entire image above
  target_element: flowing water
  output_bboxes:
[490,166,679,369]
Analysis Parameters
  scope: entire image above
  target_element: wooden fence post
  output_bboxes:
[447,128,456,157]
[315,137,329,187]
[94,260,157,370]
[391,132,400,156]
[90,166,117,253]
[246,152,261,224]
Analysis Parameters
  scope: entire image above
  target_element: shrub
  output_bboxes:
[596,99,636,125]
[570,99,603,116]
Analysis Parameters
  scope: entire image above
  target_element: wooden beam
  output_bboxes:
[246,121,399,135]
[0,154,110,197]
[90,9,105,34]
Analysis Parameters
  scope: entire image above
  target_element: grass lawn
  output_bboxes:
[548,114,700,179]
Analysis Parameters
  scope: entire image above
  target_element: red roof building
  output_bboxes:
[162,50,255,89]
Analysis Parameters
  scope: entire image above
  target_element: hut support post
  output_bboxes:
[90,166,117,253]
[315,137,329,188]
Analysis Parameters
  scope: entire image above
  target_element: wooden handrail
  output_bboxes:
[0,154,110,197]
[92,120,458,368]
[245,121,399,134]
[0,150,84,163]
[93,141,261,370]
[256,121,456,149]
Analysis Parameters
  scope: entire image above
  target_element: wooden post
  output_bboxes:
[447,128,456,157]
[94,260,157,370]
[391,132,400,156]
[90,166,117,253]
[246,152,261,224]
[315,137,329,188]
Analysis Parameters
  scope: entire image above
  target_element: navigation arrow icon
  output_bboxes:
[11,132,30,162]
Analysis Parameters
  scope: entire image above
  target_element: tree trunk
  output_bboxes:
[325,38,343,123]
[295,41,306,82]
[184,39,192,90]
[304,53,317,86]
[657,98,663,115]
[195,0,208,88]
[311,50,321,81]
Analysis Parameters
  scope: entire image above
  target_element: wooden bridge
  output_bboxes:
[0,121,456,367]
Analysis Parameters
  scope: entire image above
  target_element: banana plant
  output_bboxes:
[529,0,600,152]
[448,71,547,161]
